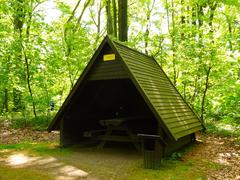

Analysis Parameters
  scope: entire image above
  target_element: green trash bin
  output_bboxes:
[138,134,163,169]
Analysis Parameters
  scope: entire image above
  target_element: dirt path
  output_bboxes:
[183,133,240,179]
[0,120,240,179]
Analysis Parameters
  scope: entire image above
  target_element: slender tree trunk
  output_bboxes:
[13,0,37,117]
[24,3,38,118]
[22,47,37,117]
[195,3,205,40]
[1,89,8,113]
[200,1,217,124]
[77,0,91,25]
[62,0,91,89]
[165,0,177,86]
[89,0,102,43]
[171,0,177,86]
[22,43,37,118]
[198,5,204,28]
[224,14,233,51]
[112,0,117,38]
[180,0,185,39]
[97,0,102,35]
[89,0,104,47]
[118,0,128,41]
[200,66,211,123]
[144,0,155,55]
[106,0,113,35]
[190,76,199,104]
[165,0,170,32]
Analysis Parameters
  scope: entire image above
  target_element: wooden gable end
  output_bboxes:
[87,43,128,80]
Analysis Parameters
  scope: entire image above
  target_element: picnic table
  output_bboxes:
[97,117,141,150]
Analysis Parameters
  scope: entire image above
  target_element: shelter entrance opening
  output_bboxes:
[63,79,158,149]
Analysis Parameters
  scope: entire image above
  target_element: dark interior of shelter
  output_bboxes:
[61,78,159,148]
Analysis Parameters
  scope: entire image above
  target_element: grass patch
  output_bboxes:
[0,143,30,151]
[0,164,53,180]
[0,141,69,157]
[125,160,209,180]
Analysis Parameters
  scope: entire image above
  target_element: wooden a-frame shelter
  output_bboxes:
[48,36,204,155]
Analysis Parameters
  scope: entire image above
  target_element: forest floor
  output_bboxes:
[0,119,239,180]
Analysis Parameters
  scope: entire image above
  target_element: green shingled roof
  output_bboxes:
[48,36,204,140]
[112,40,203,140]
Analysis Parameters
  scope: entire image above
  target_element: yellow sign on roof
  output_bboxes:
[103,54,115,61]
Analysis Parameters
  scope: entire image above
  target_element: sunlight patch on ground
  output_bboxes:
[56,165,88,179]
[1,153,88,179]
[215,152,240,166]
[6,153,40,166]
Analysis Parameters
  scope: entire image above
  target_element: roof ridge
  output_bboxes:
[111,39,154,60]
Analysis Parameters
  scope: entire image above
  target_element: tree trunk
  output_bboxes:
[112,0,117,38]
[13,0,25,33]
[25,2,37,118]
[62,0,90,88]
[97,0,102,35]
[106,0,113,35]
[13,88,23,111]
[77,0,91,25]
[200,1,217,124]
[224,14,233,51]
[118,0,128,41]
[144,0,155,55]
[1,89,8,113]
[22,44,37,118]
[165,0,177,86]
[13,0,37,117]
[200,66,211,123]
[165,0,170,32]
[171,0,177,86]
[180,0,185,39]
[190,76,199,104]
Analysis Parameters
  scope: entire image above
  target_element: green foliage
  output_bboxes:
[169,142,196,160]
[30,115,53,130]
[205,120,240,140]
[0,0,239,131]
[170,152,183,160]
[10,114,53,130]
[10,117,31,129]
